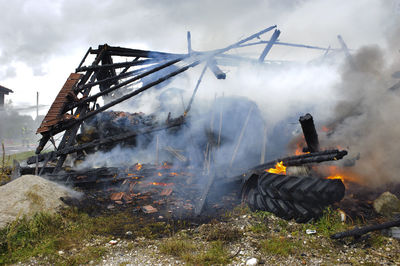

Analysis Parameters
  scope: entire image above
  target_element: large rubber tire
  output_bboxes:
[245,187,323,223]
[257,173,345,205]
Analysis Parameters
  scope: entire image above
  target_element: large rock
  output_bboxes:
[373,191,400,218]
[0,175,78,228]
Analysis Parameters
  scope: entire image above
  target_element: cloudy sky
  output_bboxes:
[0,0,398,113]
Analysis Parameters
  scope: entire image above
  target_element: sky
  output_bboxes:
[0,0,399,115]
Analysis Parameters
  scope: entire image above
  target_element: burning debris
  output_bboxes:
[12,25,399,229]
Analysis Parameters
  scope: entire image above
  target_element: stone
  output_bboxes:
[246,257,259,266]
[373,192,400,217]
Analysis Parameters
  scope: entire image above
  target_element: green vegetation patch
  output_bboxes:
[260,236,302,256]
[200,223,242,242]
[159,239,231,265]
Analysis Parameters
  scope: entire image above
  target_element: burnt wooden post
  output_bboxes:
[53,45,107,173]
[299,113,320,153]
[258,29,280,62]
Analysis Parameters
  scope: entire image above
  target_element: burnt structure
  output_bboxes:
[21,26,353,222]
[28,25,341,173]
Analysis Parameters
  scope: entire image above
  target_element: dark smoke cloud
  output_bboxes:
[323,44,400,186]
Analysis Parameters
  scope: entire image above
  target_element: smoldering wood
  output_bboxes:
[33,25,310,171]
[331,217,400,239]
[337,35,356,69]
[195,173,216,215]
[76,58,164,72]
[27,119,186,165]
[208,59,226,79]
[69,58,185,110]
[77,47,92,70]
[90,46,185,59]
[299,113,320,153]
[50,47,107,170]
[225,149,349,182]
[230,105,254,167]
[258,29,280,62]
[239,40,338,51]
[187,31,192,54]
[184,64,208,116]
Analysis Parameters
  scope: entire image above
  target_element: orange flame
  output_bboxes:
[135,163,142,171]
[149,182,173,187]
[158,172,162,177]
[169,172,178,176]
[322,165,363,186]
[327,175,345,183]
[321,125,330,132]
[266,161,286,175]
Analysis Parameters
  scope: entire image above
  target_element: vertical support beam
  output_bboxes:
[53,46,107,173]
[337,35,356,69]
[187,31,192,54]
[258,29,280,62]
[299,113,320,153]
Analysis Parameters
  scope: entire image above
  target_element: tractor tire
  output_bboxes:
[257,173,345,205]
[245,186,324,223]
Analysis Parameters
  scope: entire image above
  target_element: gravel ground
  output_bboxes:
[15,212,400,265]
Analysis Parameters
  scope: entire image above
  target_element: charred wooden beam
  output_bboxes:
[27,118,185,165]
[76,58,162,72]
[337,35,356,69]
[77,47,92,70]
[208,59,226,79]
[250,149,347,173]
[90,45,184,59]
[299,113,320,153]
[187,31,192,54]
[195,173,216,215]
[258,29,280,62]
[184,64,208,116]
[69,57,185,110]
[51,46,108,171]
[331,218,400,239]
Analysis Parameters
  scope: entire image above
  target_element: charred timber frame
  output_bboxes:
[32,25,287,171]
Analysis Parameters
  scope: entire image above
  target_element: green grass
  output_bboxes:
[0,150,36,167]
[0,207,185,264]
[159,239,197,257]
[260,236,302,256]
[200,223,242,242]
[159,239,231,265]
[307,207,348,237]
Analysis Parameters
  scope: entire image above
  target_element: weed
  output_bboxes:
[159,239,196,257]
[260,236,301,256]
[309,207,348,237]
[254,210,273,220]
[182,241,231,265]
[249,222,269,234]
[0,212,64,264]
[201,223,242,242]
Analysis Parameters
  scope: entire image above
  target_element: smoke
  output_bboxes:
[322,43,400,186]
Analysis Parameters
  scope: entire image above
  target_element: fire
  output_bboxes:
[158,172,162,177]
[266,161,286,175]
[321,165,363,186]
[327,175,345,183]
[169,172,178,176]
[149,182,173,187]
[135,163,142,171]
[321,125,330,132]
